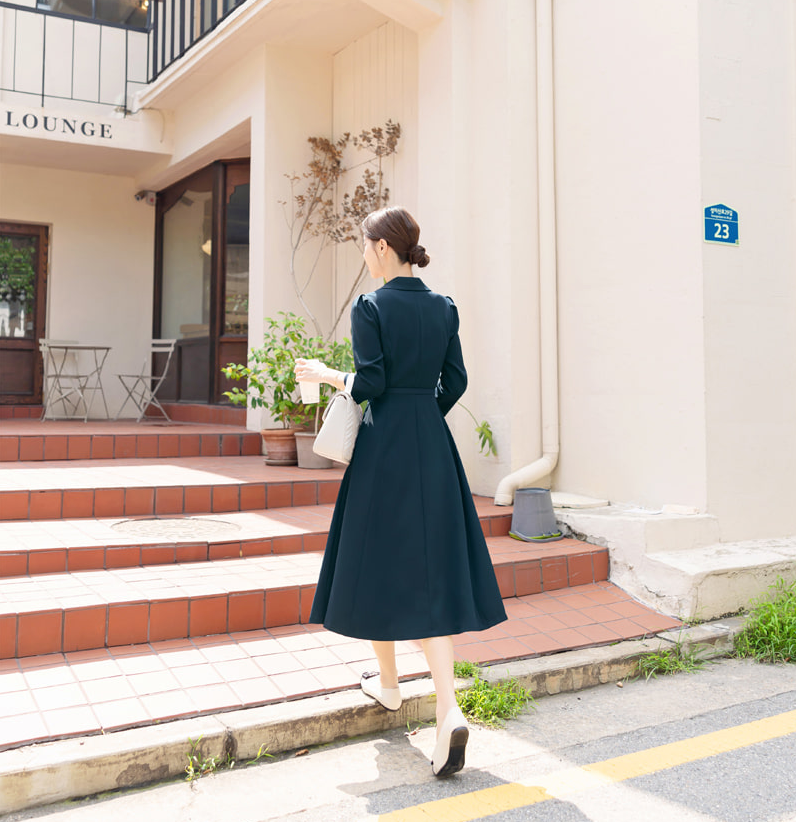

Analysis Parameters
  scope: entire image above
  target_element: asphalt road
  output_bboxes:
[6,657,796,822]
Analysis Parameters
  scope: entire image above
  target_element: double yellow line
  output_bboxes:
[381,709,796,821]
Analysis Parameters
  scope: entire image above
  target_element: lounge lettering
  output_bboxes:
[3,109,113,140]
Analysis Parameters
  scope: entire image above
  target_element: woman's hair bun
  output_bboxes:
[408,244,430,268]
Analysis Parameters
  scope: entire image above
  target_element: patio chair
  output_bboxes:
[39,338,89,420]
[115,339,177,422]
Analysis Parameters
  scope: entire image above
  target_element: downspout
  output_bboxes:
[494,0,559,506]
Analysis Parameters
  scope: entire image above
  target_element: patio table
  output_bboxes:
[40,342,111,421]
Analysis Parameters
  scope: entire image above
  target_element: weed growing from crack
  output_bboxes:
[635,640,705,681]
[734,577,796,663]
[184,736,271,782]
[452,662,535,726]
[453,660,480,679]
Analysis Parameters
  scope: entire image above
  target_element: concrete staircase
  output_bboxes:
[556,501,796,620]
[0,406,679,752]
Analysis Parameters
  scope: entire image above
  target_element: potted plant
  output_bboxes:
[221,312,353,467]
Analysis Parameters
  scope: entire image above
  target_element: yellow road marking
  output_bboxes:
[380,784,552,822]
[380,709,796,821]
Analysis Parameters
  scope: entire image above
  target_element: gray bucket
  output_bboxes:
[509,487,563,542]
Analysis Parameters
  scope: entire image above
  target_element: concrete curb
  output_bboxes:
[0,618,745,816]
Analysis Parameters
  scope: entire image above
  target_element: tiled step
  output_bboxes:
[0,458,343,521]
[0,406,43,420]
[148,403,245,426]
[0,554,321,659]
[0,583,682,752]
[0,538,609,659]
[0,498,513,577]
[0,404,244,425]
[489,536,609,597]
[0,421,261,462]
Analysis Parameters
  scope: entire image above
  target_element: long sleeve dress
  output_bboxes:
[309,276,507,641]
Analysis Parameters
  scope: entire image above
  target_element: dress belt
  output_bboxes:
[383,388,436,396]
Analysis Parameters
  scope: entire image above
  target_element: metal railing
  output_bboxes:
[0,0,249,110]
[149,0,247,82]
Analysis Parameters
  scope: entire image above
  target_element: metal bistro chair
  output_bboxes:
[115,339,177,422]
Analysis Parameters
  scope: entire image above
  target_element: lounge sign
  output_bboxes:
[3,107,113,140]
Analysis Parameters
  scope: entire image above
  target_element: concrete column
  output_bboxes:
[417,0,540,494]
[251,45,334,429]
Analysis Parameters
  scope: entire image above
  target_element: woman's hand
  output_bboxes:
[294,359,348,391]
[294,358,325,384]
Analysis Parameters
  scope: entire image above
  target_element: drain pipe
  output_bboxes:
[494,0,559,506]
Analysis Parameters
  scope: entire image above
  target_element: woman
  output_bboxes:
[295,206,506,778]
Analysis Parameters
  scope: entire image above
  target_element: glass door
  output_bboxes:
[218,162,249,400]
[0,223,48,405]
[155,160,249,404]
[158,166,214,402]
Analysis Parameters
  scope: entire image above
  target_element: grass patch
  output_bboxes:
[453,660,480,678]
[453,662,534,726]
[735,578,796,663]
[635,640,705,681]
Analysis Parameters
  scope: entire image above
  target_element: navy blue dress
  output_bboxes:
[309,277,507,641]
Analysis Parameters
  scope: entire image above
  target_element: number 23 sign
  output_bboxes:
[704,204,739,245]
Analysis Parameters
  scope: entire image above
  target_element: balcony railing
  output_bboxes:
[149,0,247,82]
[0,0,249,111]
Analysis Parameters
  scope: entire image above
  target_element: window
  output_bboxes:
[36,0,148,28]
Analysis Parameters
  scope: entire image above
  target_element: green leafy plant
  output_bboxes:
[635,640,705,681]
[456,403,497,457]
[0,237,35,304]
[735,577,796,663]
[453,664,534,727]
[222,311,353,431]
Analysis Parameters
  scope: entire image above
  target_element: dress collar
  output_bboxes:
[380,277,431,292]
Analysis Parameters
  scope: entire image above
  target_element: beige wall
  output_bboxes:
[553,0,707,511]
[416,0,540,494]
[552,0,796,541]
[700,0,796,539]
[332,21,419,343]
[0,163,155,415]
[252,44,334,428]
[260,45,334,329]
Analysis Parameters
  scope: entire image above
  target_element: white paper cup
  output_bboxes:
[299,381,320,404]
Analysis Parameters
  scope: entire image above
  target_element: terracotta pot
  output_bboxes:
[260,428,297,466]
[295,431,334,469]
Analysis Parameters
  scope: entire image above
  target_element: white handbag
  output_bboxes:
[312,374,363,465]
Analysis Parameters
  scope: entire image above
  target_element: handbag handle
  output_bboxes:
[321,374,356,423]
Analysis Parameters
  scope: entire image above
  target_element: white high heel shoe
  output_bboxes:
[360,671,402,711]
[431,706,469,777]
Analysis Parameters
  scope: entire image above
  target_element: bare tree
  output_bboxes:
[282,121,401,340]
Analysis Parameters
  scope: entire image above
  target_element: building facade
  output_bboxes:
[2,0,796,616]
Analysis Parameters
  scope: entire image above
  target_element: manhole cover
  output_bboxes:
[111,518,241,539]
